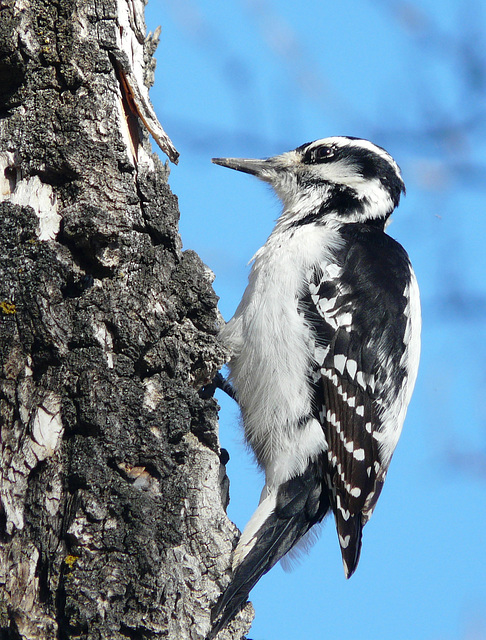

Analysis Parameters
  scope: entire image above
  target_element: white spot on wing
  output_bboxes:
[336,495,350,520]
[334,354,346,374]
[339,312,353,326]
[368,375,376,392]
[346,359,358,379]
[326,264,342,278]
[317,296,339,317]
[356,371,366,388]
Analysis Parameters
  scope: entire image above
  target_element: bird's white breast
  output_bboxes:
[220,223,343,489]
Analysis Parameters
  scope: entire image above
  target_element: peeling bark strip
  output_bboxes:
[0,1,252,638]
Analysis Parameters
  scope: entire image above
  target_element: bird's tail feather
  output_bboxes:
[209,463,329,638]
[335,510,363,579]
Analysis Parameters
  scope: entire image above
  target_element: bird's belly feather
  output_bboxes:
[220,225,342,487]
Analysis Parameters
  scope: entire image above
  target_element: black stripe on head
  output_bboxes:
[288,181,381,229]
[334,143,404,209]
[297,139,405,209]
[320,184,369,218]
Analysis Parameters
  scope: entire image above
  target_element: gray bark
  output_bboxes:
[0,1,253,638]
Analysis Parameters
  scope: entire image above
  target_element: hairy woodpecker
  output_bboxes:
[210,137,421,635]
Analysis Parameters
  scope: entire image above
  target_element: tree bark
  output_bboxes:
[0,1,253,638]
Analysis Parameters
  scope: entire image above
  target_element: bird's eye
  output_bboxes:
[314,146,335,162]
[303,145,336,164]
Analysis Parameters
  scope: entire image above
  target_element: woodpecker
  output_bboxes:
[210,137,421,635]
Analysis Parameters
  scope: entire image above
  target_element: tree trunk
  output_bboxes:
[0,1,253,638]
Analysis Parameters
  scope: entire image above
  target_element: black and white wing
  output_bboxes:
[301,223,421,578]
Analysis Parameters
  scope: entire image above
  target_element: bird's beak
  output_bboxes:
[212,157,275,179]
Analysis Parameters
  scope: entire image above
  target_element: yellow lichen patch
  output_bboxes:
[64,555,79,569]
[0,301,16,315]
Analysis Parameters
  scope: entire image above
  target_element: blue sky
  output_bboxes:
[145,2,486,638]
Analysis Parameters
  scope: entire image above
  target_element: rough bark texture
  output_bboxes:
[0,1,253,638]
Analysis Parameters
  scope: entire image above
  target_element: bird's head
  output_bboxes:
[212,137,405,227]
